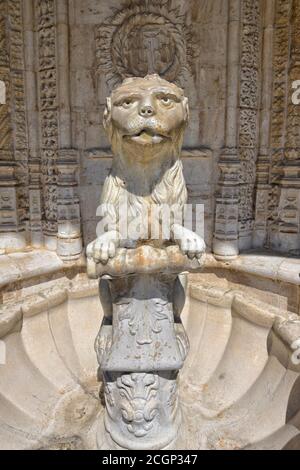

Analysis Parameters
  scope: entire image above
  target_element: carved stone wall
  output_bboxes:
[0,0,82,259]
[0,0,299,258]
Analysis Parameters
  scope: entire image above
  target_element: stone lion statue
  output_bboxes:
[87,74,205,264]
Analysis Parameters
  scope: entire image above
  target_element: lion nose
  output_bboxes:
[139,104,155,117]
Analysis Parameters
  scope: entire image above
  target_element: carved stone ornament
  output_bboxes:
[87,74,205,449]
[95,0,196,88]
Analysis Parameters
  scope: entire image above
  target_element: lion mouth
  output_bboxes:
[124,129,169,145]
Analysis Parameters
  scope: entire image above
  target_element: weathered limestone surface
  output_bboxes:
[0,0,299,451]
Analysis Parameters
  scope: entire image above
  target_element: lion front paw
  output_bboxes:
[86,230,120,264]
[172,224,206,259]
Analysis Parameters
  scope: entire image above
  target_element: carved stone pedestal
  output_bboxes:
[88,246,204,450]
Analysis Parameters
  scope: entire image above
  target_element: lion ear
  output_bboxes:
[183,97,189,123]
[103,97,112,139]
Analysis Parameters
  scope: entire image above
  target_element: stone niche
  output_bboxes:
[73,0,223,251]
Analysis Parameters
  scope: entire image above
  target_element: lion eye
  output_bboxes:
[160,96,172,105]
[122,100,133,108]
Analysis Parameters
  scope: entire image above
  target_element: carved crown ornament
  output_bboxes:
[95,0,196,89]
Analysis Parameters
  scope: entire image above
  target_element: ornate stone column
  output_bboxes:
[56,148,82,260]
[238,0,262,251]
[253,0,275,248]
[23,0,43,248]
[35,0,59,251]
[35,0,82,259]
[56,0,82,260]
[213,0,241,260]
[0,0,28,252]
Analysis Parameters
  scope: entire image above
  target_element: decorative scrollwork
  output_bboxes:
[118,297,170,345]
[116,373,159,438]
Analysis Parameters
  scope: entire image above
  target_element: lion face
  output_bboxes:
[104,75,189,165]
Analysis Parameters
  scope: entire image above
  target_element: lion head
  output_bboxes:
[103,74,189,168]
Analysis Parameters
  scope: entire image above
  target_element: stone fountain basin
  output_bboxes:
[0,254,299,450]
